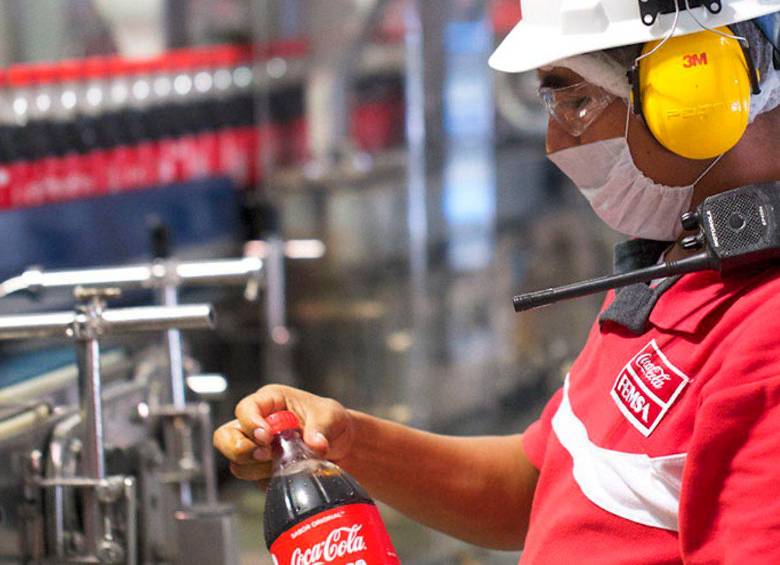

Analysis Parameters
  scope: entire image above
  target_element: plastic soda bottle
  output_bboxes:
[263,410,401,564]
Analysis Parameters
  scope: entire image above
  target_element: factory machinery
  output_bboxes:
[0,225,327,564]
[0,243,257,564]
[0,2,544,563]
[0,10,400,560]
[0,268,231,563]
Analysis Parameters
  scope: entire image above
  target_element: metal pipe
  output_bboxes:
[124,477,138,565]
[250,0,275,199]
[159,287,187,409]
[0,257,263,298]
[158,282,193,507]
[0,305,214,340]
[262,236,296,386]
[174,257,263,286]
[306,0,389,167]
[0,311,76,339]
[264,237,286,341]
[0,265,154,296]
[75,335,105,558]
[100,305,215,333]
[197,403,219,505]
[45,414,82,559]
[76,338,105,481]
[404,0,432,427]
[405,0,429,286]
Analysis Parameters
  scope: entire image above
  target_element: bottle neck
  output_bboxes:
[271,428,314,472]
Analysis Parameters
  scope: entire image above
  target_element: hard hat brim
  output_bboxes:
[489,3,780,74]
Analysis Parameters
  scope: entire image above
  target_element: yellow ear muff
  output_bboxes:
[637,27,752,160]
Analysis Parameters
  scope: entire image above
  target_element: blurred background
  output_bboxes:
[0,1,621,563]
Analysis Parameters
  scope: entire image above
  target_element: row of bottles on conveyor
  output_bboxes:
[0,45,261,208]
[0,42,406,211]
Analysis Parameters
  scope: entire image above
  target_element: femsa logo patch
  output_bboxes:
[610,339,690,437]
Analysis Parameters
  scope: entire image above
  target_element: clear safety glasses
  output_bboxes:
[538,81,616,137]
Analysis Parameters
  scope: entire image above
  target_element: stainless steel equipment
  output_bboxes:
[305,0,390,171]
[0,288,214,564]
[172,505,240,565]
[0,258,264,300]
[0,258,258,564]
[0,243,323,563]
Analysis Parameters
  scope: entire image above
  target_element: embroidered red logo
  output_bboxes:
[610,339,689,437]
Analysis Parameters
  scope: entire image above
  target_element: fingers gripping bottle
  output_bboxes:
[264,411,400,564]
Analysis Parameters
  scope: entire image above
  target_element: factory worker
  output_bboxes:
[215,2,780,561]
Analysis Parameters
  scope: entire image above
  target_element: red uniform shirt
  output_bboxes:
[519,259,780,563]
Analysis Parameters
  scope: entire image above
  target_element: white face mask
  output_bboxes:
[547,137,720,241]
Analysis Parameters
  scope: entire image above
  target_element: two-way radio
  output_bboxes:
[512,184,780,312]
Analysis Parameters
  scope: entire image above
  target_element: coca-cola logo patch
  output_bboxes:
[610,339,689,437]
[270,503,400,565]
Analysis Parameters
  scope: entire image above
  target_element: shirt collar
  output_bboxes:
[646,267,769,334]
[600,182,780,335]
[611,239,670,274]
[599,239,674,334]
[599,238,773,335]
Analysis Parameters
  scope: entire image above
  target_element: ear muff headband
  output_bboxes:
[740,41,762,95]
[628,26,758,160]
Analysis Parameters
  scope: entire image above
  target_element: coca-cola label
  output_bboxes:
[269,503,400,565]
[610,339,690,437]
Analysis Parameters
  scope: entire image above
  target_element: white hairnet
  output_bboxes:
[733,19,780,120]
[552,16,780,122]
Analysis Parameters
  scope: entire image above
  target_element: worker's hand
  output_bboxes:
[212,385,355,482]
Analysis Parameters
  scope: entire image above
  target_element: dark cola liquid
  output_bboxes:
[264,463,374,548]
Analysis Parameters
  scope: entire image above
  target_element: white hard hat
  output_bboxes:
[489,0,780,73]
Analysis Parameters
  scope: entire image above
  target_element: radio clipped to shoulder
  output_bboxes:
[512,184,780,313]
[681,183,779,266]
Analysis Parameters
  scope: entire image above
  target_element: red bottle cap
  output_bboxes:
[7,65,36,87]
[81,57,110,80]
[106,56,131,78]
[266,411,301,434]
[57,60,82,83]
[31,64,59,85]
[123,56,157,76]
[167,49,196,72]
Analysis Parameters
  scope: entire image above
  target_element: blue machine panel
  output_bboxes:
[0,177,242,280]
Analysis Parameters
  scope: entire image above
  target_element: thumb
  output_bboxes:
[299,400,350,459]
[302,428,330,456]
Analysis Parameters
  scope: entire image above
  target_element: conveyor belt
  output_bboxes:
[0,348,127,404]
[0,346,75,389]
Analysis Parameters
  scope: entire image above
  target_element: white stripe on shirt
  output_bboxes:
[551,375,686,531]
